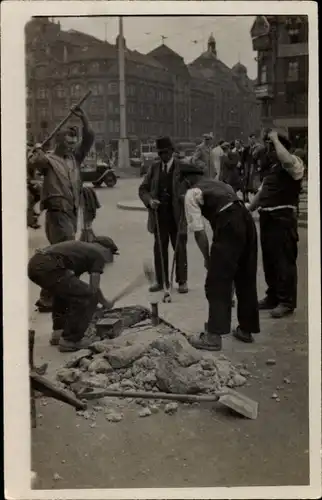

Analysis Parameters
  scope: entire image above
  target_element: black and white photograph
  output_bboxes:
[2,1,320,498]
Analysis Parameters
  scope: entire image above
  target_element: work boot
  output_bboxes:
[149,283,163,292]
[178,282,188,294]
[49,329,63,346]
[270,304,294,318]
[258,297,278,310]
[58,337,95,353]
[189,331,222,351]
[232,326,254,343]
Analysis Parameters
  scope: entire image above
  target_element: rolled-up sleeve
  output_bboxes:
[184,188,204,232]
[283,155,305,181]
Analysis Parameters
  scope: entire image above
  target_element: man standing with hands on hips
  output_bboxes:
[246,130,305,318]
[138,136,189,294]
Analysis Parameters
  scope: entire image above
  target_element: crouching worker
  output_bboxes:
[180,163,260,351]
[28,237,118,352]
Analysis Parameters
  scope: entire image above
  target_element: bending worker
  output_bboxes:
[28,237,117,353]
[246,130,305,318]
[180,163,260,351]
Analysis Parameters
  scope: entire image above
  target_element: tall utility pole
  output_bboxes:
[118,16,130,170]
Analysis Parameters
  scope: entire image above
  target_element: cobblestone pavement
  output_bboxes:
[30,179,310,490]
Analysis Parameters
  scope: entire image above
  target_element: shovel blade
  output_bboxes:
[218,390,258,420]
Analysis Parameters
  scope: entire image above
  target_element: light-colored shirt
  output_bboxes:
[211,146,224,177]
[184,187,233,233]
[162,157,174,173]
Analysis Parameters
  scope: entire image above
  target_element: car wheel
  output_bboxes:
[104,173,117,187]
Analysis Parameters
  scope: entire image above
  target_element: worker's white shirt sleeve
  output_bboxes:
[283,155,305,181]
[184,188,205,232]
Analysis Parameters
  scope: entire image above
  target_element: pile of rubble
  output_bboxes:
[56,318,250,421]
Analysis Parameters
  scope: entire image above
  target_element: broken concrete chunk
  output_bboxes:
[79,358,92,370]
[64,349,92,369]
[151,334,201,367]
[283,377,291,384]
[156,358,206,394]
[105,411,123,422]
[149,405,159,414]
[227,374,247,388]
[138,407,152,418]
[88,358,113,374]
[164,402,179,414]
[106,344,147,369]
[56,368,82,385]
[271,393,279,399]
[89,340,114,354]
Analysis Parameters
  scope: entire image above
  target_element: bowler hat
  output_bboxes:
[156,136,174,151]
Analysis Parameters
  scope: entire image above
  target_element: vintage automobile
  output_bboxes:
[80,158,118,188]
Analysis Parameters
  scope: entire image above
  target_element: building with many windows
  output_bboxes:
[251,15,308,147]
[26,17,261,152]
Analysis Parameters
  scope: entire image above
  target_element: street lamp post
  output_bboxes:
[118,16,130,170]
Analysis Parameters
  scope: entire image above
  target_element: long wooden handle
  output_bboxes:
[110,274,146,304]
[78,388,227,403]
[28,91,92,157]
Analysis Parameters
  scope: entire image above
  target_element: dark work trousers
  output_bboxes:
[29,253,98,342]
[153,204,187,286]
[39,210,78,306]
[205,203,260,335]
[259,209,298,309]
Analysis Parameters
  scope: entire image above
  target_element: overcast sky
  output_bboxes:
[57,16,257,79]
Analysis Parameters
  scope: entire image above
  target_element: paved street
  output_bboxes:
[30,178,309,489]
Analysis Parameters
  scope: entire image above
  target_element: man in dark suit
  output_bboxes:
[138,137,188,294]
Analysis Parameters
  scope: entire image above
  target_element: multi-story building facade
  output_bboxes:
[25,17,261,152]
[251,15,308,148]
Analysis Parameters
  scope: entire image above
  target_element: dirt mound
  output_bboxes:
[56,321,248,420]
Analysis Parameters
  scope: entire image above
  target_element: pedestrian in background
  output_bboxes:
[192,133,216,177]
[211,139,225,178]
[246,130,305,318]
[138,136,189,294]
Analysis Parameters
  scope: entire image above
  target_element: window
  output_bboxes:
[107,100,114,114]
[55,85,66,98]
[127,84,136,97]
[128,103,136,115]
[37,86,48,99]
[70,65,81,75]
[107,82,118,95]
[38,107,48,118]
[90,62,99,73]
[89,101,104,115]
[287,61,299,81]
[70,84,83,98]
[53,104,67,117]
[92,122,105,133]
[89,82,104,96]
[109,120,120,133]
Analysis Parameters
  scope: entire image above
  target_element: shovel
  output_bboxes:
[75,387,258,420]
